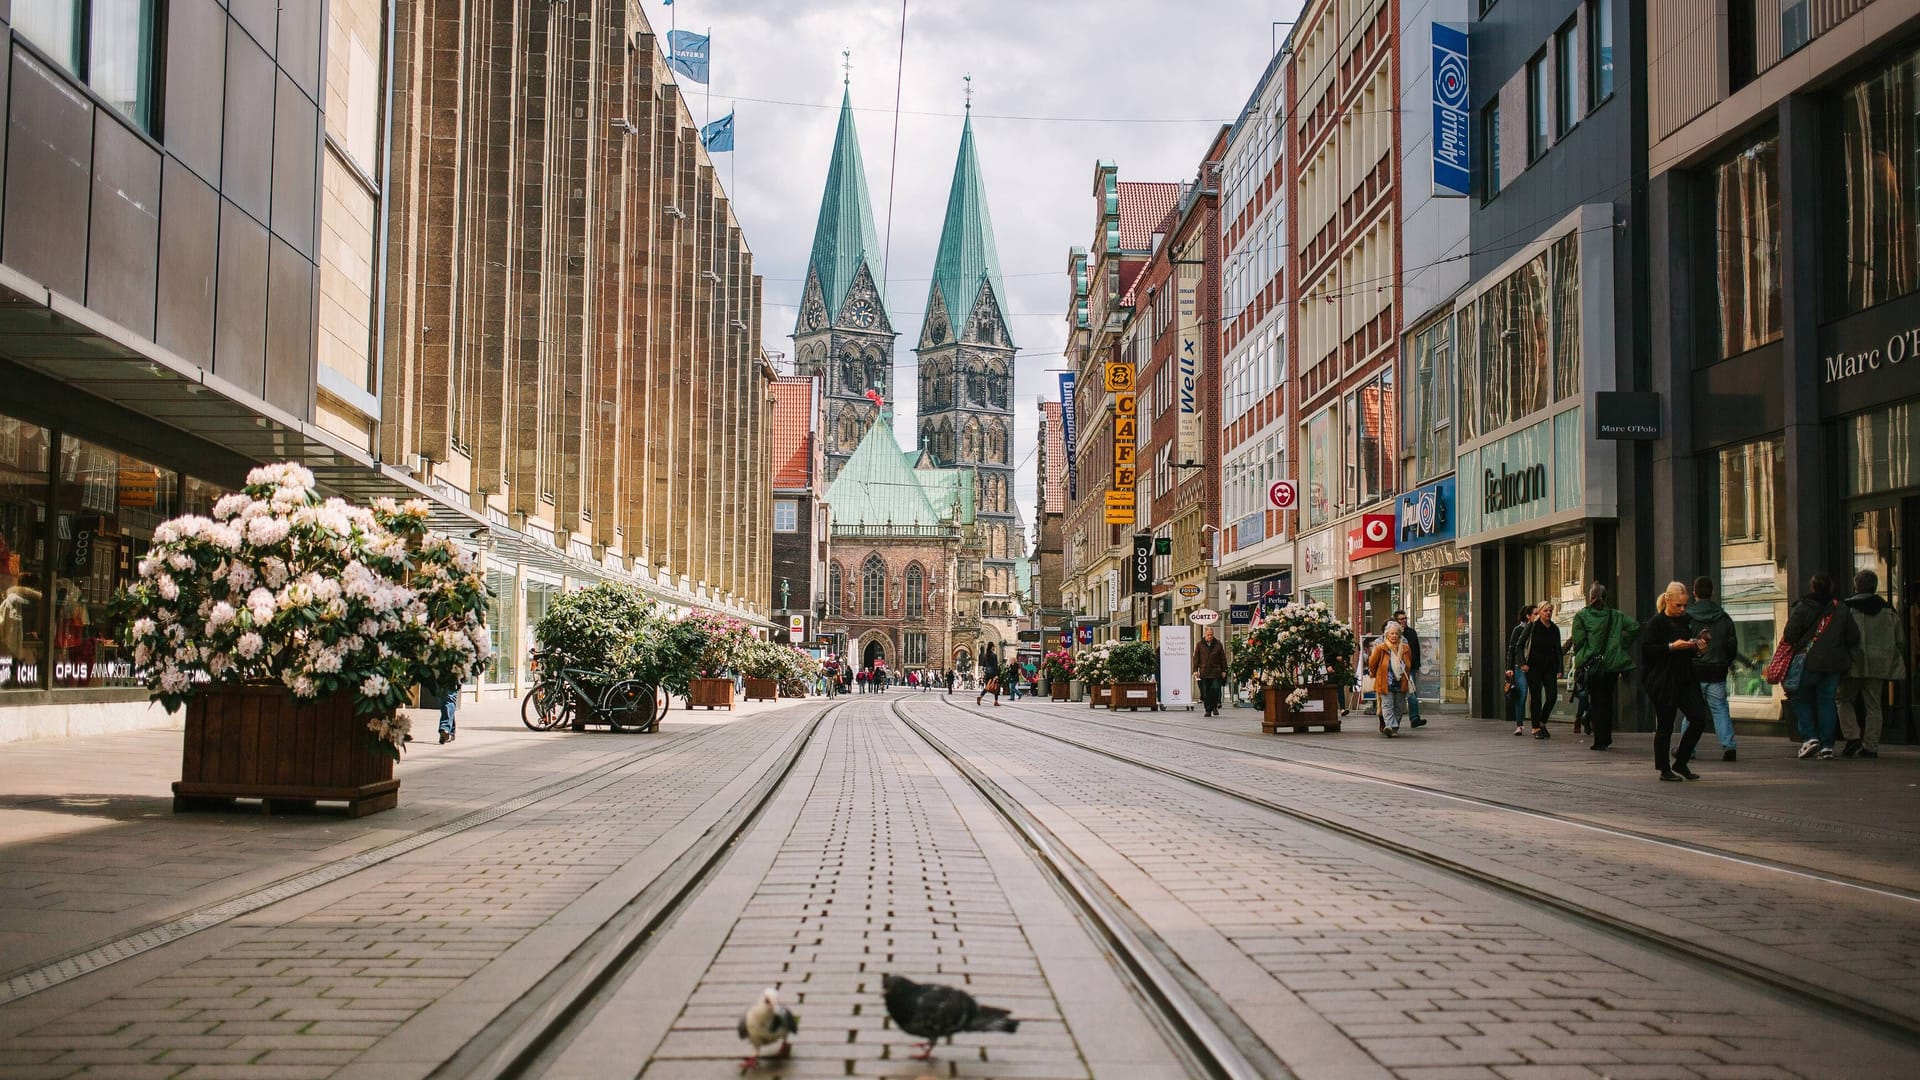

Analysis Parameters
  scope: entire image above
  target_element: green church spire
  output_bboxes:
[804,87,886,321]
[928,108,1010,345]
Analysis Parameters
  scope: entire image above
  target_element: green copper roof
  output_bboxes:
[826,413,948,528]
[806,88,886,317]
[929,111,1009,342]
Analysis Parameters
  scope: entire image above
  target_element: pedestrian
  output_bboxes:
[1687,576,1741,761]
[1327,633,1354,715]
[976,646,1002,706]
[1523,601,1563,739]
[1194,626,1229,717]
[1391,609,1426,728]
[1008,662,1022,701]
[856,668,869,694]
[1568,585,1636,751]
[1504,604,1535,735]
[1367,622,1414,737]
[434,677,459,744]
[1639,581,1711,781]
[1780,572,1859,760]
[946,667,956,694]
[1841,568,1903,759]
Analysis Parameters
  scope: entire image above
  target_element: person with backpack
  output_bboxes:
[1504,604,1535,735]
[1568,584,1638,751]
[1687,576,1740,761]
[1778,572,1861,760]
[1639,581,1712,781]
[1841,568,1904,759]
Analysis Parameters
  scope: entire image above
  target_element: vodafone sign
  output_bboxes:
[1267,479,1298,509]
[1347,513,1397,560]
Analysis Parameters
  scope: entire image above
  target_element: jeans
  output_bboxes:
[1838,676,1887,753]
[1695,679,1735,750]
[1199,677,1224,715]
[1380,690,1406,732]
[1407,684,1422,723]
[1527,671,1558,729]
[1654,689,1709,774]
[1511,670,1529,726]
[1790,670,1842,748]
[437,687,458,738]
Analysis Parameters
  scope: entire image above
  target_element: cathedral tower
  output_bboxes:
[916,106,1023,599]
[794,87,896,483]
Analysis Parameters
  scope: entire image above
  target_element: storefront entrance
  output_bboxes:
[1410,567,1470,705]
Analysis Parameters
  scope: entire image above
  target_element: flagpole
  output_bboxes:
[704,26,712,129]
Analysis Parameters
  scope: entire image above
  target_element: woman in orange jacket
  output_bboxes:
[1366,622,1415,737]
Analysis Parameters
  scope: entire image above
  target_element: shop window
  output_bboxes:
[1303,407,1333,527]
[773,500,798,533]
[1709,436,1788,701]
[14,1,160,133]
[1841,53,1920,314]
[1846,402,1920,497]
[1,420,53,691]
[486,566,517,683]
[1713,133,1783,357]
[1407,318,1454,486]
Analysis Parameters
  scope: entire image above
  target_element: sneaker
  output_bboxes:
[1411,718,1427,728]
[1817,747,1836,760]
[1383,726,1397,737]
[1533,728,1551,740]
[1514,726,1527,736]
[1379,718,1388,734]
[1842,739,1862,758]
[1722,748,1736,762]
[1659,771,1683,782]
[1860,749,1880,759]
[1798,739,1820,759]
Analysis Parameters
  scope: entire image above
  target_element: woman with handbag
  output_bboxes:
[1367,622,1414,737]
[1775,573,1860,760]
[1568,584,1638,751]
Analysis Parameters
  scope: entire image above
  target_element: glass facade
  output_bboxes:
[1711,437,1788,704]
[1457,237,1579,436]
[1713,133,1783,357]
[1411,568,1470,705]
[1406,317,1455,486]
[1304,408,1333,527]
[1841,50,1920,314]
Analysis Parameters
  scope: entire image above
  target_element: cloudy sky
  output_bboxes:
[665,0,1303,534]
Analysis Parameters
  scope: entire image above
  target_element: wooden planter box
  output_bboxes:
[1088,683,1112,707]
[743,677,779,701]
[688,677,735,710]
[174,685,398,817]
[1110,682,1158,711]
[1263,684,1342,733]
[1050,682,1072,701]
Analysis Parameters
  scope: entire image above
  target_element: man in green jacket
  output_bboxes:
[1841,569,1905,759]
[1568,584,1637,751]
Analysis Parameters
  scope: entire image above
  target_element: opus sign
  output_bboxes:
[1395,476,1455,551]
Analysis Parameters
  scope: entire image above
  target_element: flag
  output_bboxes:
[864,388,885,409]
[666,30,709,83]
[700,112,734,152]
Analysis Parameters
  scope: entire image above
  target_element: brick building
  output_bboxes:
[770,375,825,643]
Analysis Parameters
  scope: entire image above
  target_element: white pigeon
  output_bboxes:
[737,986,799,1069]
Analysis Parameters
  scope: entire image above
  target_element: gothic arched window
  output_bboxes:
[828,562,843,616]
[962,418,982,461]
[862,555,885,618]
[905,564,924,620]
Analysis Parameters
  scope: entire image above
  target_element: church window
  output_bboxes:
[828,562,843,615]
[904,632,928,666]
[905,564,924,619]
[867,353,887,394]
[862,555,885,617]
[962,419,981,461]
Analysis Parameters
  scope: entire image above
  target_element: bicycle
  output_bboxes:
[522,652,664,733]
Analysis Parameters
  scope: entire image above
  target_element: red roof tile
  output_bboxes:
[1117,181,1183,251]
[770,377,816,490]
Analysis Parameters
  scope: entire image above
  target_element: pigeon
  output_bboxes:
[737,987,798,1069]
[880,973,1019,1060]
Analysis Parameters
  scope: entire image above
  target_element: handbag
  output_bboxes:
[1769,606,1835,690]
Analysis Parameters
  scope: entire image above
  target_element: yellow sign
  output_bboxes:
[1115,416,1137,442]
[1115,443,1135,466]
[1105,489,1135,509]
[1114,464,1136,489]
[118,468,160,508]
[1115,392,1137,419]
[1104,507,1135,524]
[1104,362,1135,393]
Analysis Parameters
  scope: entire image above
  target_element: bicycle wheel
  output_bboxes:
[643,684,668,732]
[522,681,565,730]
[603,680,648,733]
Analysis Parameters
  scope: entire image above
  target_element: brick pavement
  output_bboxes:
[914,698,1920,1079]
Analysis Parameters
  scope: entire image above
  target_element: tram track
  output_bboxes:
[934,694,1920,1046]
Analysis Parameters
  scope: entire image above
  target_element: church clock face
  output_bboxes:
[849,297,877,328]
[804,303,826,330]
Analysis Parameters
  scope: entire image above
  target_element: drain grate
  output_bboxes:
[0,733,701,1006]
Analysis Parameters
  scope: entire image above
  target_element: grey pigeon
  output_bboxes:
[737,987,798,1069]
[880,973,1019,1060]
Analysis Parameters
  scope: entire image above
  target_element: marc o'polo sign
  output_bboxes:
[1819,297,1920,418]
[1595,392,1661,441]
[1823,326,1920,385]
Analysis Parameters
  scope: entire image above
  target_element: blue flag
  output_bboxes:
[666,30,709,83]
[701,112,734,153]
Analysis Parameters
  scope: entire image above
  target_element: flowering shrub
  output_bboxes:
[741,639,822,696]
[1226,600,1356,703]
[532,582,662,679]
[1040,648,1076,683]
[1075,643,1112,686]
[1107,640,1159,683]
[113,463,492,756]
[679,610,755,680]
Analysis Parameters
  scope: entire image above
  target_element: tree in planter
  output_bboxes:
[1107,640,1160,684]
[741,639,822,697]
[531,583,662,681]
[114,463,492,757]
[680,611,755,680]
[1040,649,1076,685]
[1075,643,1113,687]
[1226,600,1356,710]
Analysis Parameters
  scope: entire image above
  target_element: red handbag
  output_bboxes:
[1764,609,1832,685]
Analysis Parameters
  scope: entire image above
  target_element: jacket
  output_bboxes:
[1525,619,1564,677]
[1781,594,1860,675]
[980,651,1001,677]
[1194,636,1230,679]
[1685,599,1738,682]
[1638,609,1706,707]
[1845,593,1907,681]
[1571,605,1638,674]
[1367,639,1414,696]
[1504,621,1531,672]
[1402,627,1422,674]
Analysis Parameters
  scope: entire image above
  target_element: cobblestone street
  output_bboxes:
[1,695,1917,1079]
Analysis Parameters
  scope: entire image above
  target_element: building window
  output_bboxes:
[1841,52,1920,315]
[1554,20,1578,137]
[827,562,842,616]
[1551,233,1581,400]
[1589,0,1615,106]
[1709,436,1787,701]
[773,500,798,533]
[1345,370,1395,509]
[1457,235,1580,435]
[1714,132,1783,358]
[1527,51,1551,161]
[1303,407,1333,527]
[904,631,927,666]
[13,1,160,133]
[1,418,54,691]
[1481,100,1502,198]
[1781,0,1810,57]
[862,555,885,618]
[905,564,924,620]
[1406,318,1454,486]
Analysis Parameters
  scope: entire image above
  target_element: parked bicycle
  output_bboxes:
[522,651,665,733]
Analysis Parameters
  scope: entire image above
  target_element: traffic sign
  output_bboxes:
[1189,608,1221,626]
[1268,479,1298,509]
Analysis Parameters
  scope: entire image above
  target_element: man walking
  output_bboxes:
[1842,569,1904,759]
[1392,609,1425,728]
[1687,577,1740,761]
[1194,626,1229,717]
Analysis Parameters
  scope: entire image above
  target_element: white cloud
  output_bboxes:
[685,0,1303,533]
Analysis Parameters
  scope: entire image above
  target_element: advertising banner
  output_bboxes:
[1132,535,1153,593]
[1177,260,1201,465]
[1059,372,1078,499]
[1158,624,1193,708]
[1432,22,1471,198]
